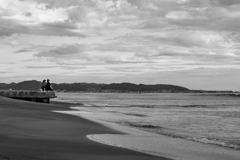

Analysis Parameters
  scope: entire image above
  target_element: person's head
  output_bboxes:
[43,79,46,82]
[47,79,50,82]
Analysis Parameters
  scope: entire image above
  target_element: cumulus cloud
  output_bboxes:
[1,0,240,36]
[0,0,86,37]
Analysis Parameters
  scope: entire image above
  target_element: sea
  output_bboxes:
[53,92,240,150]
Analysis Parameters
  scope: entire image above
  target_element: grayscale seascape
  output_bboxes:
[1,0,240,159]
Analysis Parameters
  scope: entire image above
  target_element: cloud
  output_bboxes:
[25,65,60,69]
[122,0,240,35]
[15,49,34,53]
[35,44,89,58]
[2,0,240,37]
[140,31,225,48]
[91,55,155,65]
[134,49,240,66]
[24,64,86,70]
[1,0,240,90]
[93,30,240,67]
[0,0,86,37]
[0,18,86,37]
[0,62,15,65]
[42,21,79,30]
[209,0,240,6]
[0,71,12,74]
[0,0,141,37]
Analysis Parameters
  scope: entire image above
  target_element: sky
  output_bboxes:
[0,0,240,91]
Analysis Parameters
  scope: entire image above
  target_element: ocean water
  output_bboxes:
[53,92,240,150]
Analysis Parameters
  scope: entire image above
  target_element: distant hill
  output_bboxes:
[0,80,104,91]
[14,80,42,90]
[0,82,16,90]
[0,80,190,92]
[52,82,105,91]
[101,83,151,92]
[0,80,41,91]
[101,83,190,92]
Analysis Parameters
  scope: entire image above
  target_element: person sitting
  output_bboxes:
[41,79,46,91]
[45,79,53,91]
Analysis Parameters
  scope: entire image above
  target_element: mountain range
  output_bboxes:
[0,80,190,92]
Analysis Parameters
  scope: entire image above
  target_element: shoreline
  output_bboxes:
[54,105,240,160]
[0,96,171,160]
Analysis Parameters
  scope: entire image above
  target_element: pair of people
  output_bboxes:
[41,79,53,91]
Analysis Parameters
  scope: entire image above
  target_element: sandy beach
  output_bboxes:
[0,96,171,160]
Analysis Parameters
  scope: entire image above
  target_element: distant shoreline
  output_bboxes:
[1,80,239,93]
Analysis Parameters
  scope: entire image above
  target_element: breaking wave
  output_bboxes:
[121,122,240,150]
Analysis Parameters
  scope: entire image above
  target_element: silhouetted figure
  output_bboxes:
[41,79,46,91]
[45,79,53,91]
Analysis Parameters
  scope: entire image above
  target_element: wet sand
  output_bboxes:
[0,96,172,160]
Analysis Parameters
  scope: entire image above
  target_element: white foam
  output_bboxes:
[86,129,240,160]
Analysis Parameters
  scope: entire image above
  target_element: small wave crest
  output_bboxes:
[120,122,162,129]
[166,105,209,108]
[127,104,210,108]
[123,113,147,117]
[51,98,83,105]
[82,104,96,107]
[180,105,208,108]
[61,103,209,109]
[189,137,240,150]
[129,105,158,108]
[120,122,240,150]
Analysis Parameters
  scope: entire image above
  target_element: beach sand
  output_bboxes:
[0,96,171,160]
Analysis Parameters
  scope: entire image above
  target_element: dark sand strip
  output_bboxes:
[0,96,172,160]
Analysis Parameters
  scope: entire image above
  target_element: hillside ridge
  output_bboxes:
[0,80,190,92]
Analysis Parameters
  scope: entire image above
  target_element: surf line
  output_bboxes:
[86,134,176,159]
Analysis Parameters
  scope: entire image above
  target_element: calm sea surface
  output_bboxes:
[53,92,240,149]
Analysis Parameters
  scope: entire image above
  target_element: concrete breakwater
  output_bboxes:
[0,90,56,103]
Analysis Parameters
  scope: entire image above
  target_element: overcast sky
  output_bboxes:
[0,0,240,90]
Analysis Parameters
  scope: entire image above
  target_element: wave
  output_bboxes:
[129,104,210,108]
[121,122,240,150]
[128,124,161,129]
[51,98,84,105]
[120,122,162,129]
[162,132,240,150]
[122,113,147,117]
[129,104,212,109]
[87,104,210,109]
[128,105,157,108]
[172,105,209,108]
[53,98,211,109]
[190,137,240,150]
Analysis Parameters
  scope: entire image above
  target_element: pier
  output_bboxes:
[0,90,57,103]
